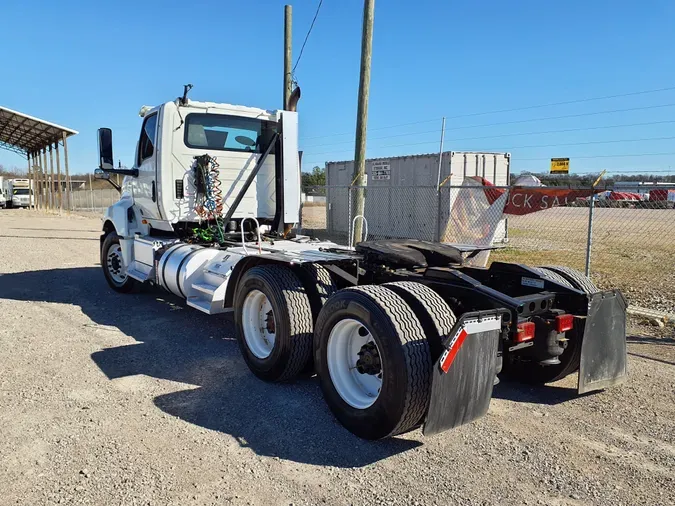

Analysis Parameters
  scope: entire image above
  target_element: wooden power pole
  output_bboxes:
[352,0,375,243]
[283,5,293,109]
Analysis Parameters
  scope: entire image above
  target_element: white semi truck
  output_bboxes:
[97,86,627,440]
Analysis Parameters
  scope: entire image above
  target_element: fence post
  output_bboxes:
[436,188,443,242]
[348,186,353,248]
[584,192,595,277]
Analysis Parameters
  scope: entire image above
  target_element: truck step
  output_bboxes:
[186,296,233,315]
[126,266,151,282]
[186,296,214,315]
[192,282,218,296]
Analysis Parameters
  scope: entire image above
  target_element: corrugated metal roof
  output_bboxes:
[0,106,78,155]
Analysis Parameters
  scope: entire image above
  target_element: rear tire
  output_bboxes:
[101,231,140,293]
[296,263,337,322]
[541,265,598,294]
[234,265,314,382]
[315,285,432,440]
[503,266,596,384]
[532,267,574,289]
[383,281,456,361]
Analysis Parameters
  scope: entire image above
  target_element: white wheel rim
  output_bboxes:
[242,289,276,359]
[106,243,127,285]
[327,318,383,409]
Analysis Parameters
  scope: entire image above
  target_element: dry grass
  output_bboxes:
[301,203,675,310]
[301,204,327,229]
[492,207,675,310]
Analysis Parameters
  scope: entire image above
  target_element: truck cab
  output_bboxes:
[103,99,299,227]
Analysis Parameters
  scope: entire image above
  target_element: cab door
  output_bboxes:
[132,112,161,219]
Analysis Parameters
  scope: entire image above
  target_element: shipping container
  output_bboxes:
[325,151,510,242]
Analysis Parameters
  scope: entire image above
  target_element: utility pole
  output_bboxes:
[352,0,375,243]
[283,5,293,109]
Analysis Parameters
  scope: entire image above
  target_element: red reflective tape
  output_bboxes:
[440,328,468,373]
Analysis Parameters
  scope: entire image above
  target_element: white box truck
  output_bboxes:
[7,178,33,208]
[0,176,7,208]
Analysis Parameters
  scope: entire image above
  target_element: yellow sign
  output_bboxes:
[550,158,570,174]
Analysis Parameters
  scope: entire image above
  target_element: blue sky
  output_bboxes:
[1,0,674,175]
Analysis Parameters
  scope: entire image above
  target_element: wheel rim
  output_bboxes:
[242,289,276,359]
[106,243,127,285]
[327,318,383,409]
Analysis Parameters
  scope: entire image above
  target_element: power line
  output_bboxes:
[292,0,324,74]
[448,120,675,144]
[303,118,440,140]
[441,86,675,120]
[303,119,675,150]
[302,85,675,140]
[304,133,675,160]
[303,102,675,154]
[479,135,675,152]
[440,103,675,132]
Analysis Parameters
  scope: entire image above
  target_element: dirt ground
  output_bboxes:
[1,210,674,506]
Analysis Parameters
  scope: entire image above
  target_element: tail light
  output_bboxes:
[515,321,535,343]
[556,314,574,333]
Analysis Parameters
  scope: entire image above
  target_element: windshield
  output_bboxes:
[13,189,30,195]
[184,113,277,154]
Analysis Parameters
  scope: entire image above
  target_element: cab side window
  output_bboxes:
[137,113,158,165]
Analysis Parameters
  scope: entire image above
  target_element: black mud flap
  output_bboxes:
[578,290,628,394]
[423,310,506,436]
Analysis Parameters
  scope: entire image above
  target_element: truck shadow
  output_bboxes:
[491,380,587,405]
[0,266,420,468]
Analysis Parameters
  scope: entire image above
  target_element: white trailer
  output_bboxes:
[96,87,626,440]
[325,152,510,242]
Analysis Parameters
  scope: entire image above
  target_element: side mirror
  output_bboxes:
[98,128,114,170]
[94,168,122,193]
[94,168,110,180]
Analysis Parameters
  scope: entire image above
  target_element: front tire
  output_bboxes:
[315,285,432,440]
[233,265,314,382]
[101,231,140,293]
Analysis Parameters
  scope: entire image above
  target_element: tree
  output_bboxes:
[301,166,326,193]
[510,171,675,187]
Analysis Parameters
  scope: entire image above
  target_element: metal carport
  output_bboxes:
[0,105,78,212]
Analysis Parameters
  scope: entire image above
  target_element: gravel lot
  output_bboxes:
[1,210,674,506]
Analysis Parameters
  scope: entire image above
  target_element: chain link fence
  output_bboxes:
[68,188,120,215]
[301,184,675,313]
[65,183,674,311]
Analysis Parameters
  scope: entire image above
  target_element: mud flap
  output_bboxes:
[578,290,627,394]
[423,310,505,436]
